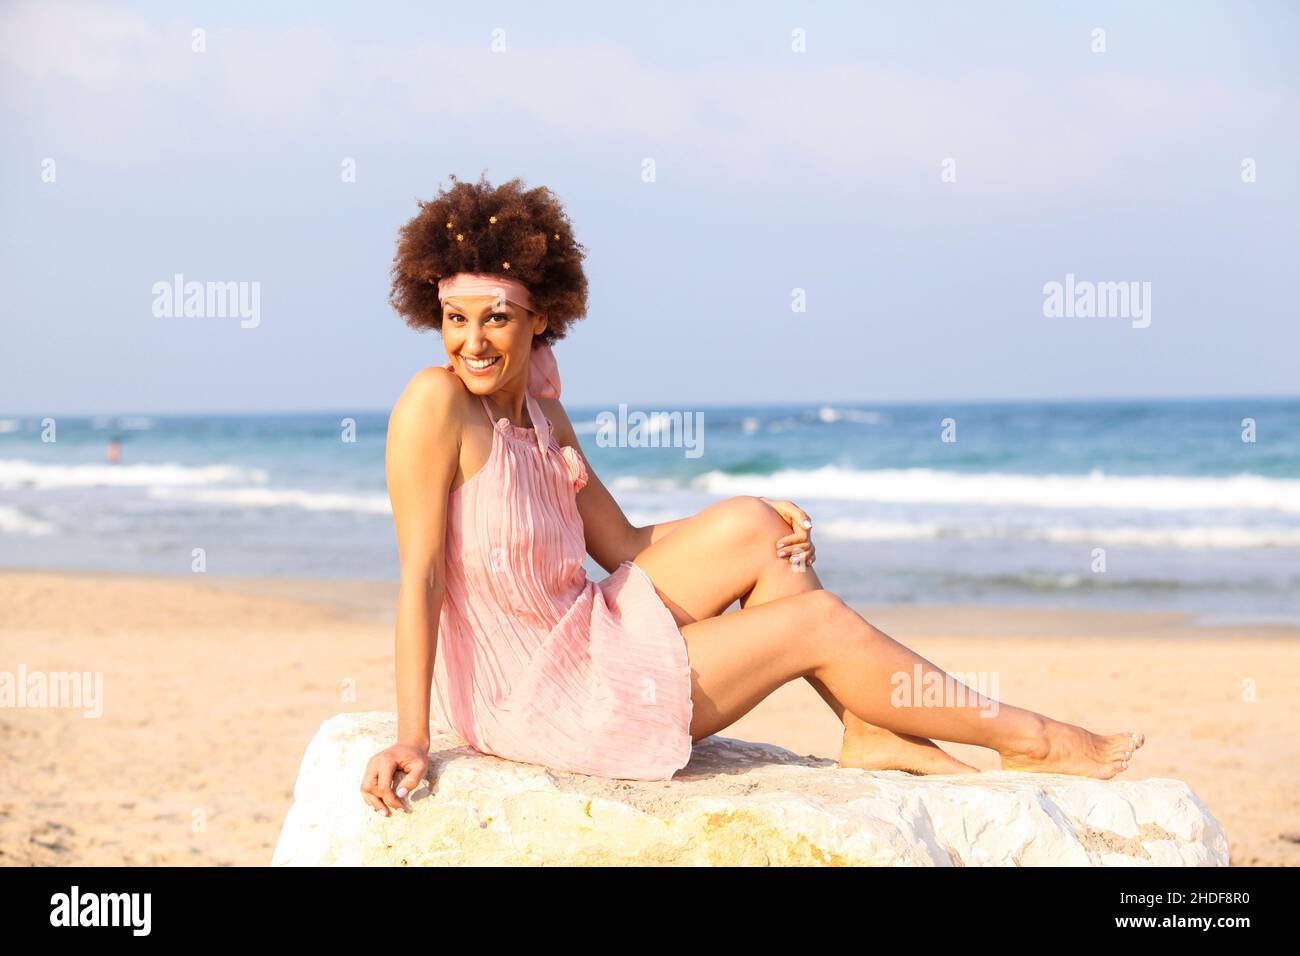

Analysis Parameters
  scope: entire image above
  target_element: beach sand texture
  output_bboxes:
[1,570,1296,866]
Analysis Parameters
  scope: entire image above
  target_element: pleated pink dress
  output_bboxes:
[428,387,695,780]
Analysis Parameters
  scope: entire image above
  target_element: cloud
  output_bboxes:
[2,0,1294,195]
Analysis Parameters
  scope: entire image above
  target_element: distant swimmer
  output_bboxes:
[106,437,122,464]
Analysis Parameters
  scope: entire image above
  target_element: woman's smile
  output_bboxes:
[461,354,502,375]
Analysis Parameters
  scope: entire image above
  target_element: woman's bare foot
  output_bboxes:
[839,723,981,775]
[999,715,1144,779]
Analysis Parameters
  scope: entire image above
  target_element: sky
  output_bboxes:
[1,0,1297,415]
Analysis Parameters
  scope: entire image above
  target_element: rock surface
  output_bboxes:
[272,712,1229,866]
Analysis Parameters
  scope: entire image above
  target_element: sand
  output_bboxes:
[1,569,1296,866]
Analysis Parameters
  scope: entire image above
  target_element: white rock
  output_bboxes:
[271,712,1229,866]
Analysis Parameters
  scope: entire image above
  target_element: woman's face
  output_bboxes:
[441,294,547,393]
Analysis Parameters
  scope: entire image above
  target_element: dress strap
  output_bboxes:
[479,392,552,462]
[527,391,553,464]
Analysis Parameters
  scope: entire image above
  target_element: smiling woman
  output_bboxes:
[363,173,708,805]
[358,173,1146,820]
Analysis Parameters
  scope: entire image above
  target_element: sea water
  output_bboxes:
[1,397,1296,622]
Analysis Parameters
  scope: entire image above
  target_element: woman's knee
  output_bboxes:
[712,495,789,548]
[789,589,857,667]
[801,587,851,624]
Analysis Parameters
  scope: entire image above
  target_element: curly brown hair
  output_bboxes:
[388,172,589,346]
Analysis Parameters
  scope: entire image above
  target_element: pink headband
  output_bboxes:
[437,271,562,406]
[437,272,534,313]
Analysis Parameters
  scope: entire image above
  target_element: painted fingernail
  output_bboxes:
[396,786,408,798]
[777,550,787,557]
[802,519,812,528]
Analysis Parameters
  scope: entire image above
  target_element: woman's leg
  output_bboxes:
[633,495,975,772]
[678,586,1143,778]
[633,496,1144,776]
[736,520,980,774]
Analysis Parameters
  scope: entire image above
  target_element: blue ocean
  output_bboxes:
[2,398,1298,624]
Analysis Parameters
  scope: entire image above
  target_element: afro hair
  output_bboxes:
[388,172,589,346]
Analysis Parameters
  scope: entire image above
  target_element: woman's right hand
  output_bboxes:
[359,741,429,816]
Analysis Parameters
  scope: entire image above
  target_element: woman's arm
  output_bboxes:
[542,398,692,573]
[385,367,462,749]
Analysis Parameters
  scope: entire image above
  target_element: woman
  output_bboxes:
[360,174,1144,815]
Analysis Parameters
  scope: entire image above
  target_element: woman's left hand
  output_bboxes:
[757,497,816,568]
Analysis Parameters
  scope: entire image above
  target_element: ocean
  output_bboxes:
[2,397,1297,624]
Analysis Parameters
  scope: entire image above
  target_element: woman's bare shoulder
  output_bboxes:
[390,366,469,435]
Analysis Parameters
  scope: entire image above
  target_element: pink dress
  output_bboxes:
[428,389,695,780]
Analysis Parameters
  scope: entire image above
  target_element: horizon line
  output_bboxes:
[3,391,1299,420]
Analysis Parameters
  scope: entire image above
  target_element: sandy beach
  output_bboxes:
[1,568,1297,866]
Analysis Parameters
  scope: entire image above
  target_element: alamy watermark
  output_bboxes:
[152,273,260,328]
[594,403,704,458]
[1,664,103,718]
[1042,273,1151,328]
[890,664,1000,718]
[50,886,150,935]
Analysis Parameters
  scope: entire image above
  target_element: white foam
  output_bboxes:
[147,485,390,514]
[608,475,684,494]
[817,518,1300,549]
[0,459,268,489]
[817,519,944,541]
[1032,524,1300,549]
[816,405,884,425]
[692,466,1300,513]
[0,505,56,536]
